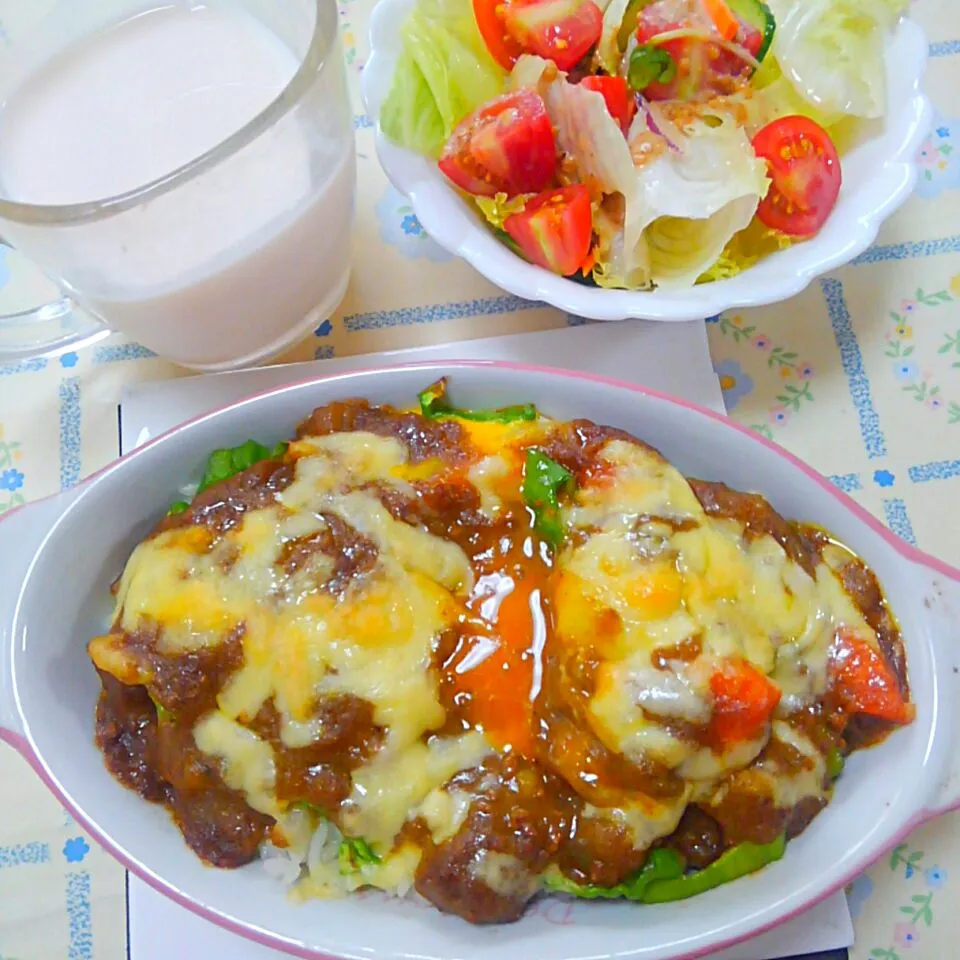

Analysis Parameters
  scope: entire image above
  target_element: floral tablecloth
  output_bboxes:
[1,0,959,957]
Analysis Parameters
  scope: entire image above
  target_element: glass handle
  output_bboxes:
[0,243,110,362]
[0,295,74,323]
[0,294,111,363]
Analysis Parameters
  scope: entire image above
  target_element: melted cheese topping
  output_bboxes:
[110,431,489,861]
[556,438,881,791]
[584,784,692,851]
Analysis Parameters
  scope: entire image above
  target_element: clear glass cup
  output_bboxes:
[0,0,356,370]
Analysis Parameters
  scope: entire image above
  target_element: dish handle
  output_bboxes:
[918,564,960,819]
[0,493,73,750]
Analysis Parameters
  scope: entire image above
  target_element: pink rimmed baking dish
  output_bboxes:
[1,360,958,960]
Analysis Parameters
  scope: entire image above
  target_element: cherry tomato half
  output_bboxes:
[473,0,526,70]
[503,0,604,72]
[752,115,842,237]
[504,184,593,275]
[580,75,636,135]
[438,90,558,198]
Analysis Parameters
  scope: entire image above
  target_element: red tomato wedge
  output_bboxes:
[829,630,914,724]
[473,0,527,70]
[709,659,782,746]
[503,185,593,275]
[438,90,558,198]
[752,115,842,237]
[503,0,604,72]
[580,75,636,134]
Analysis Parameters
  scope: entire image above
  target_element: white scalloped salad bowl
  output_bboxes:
[362,0,933,321]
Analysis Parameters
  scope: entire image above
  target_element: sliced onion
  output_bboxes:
[306,819,343,877]
[634,95,681,152]
[647,27,763,71]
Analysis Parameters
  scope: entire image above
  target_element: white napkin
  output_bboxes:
[119,319,853,960]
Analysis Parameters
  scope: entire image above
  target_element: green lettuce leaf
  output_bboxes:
[474,192,529,230]
[380,53,447,158]
[166,439,287,515]
[544,848,686,900]
[380,0,507,157]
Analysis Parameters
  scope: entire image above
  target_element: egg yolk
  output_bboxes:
[444,531,552,758]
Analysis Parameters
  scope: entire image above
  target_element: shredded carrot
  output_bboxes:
[701,0,739,41]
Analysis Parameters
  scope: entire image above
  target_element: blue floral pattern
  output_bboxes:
[0,468,23,492]
[375,186,453,262]
[0,424,24,515]
[62,837,89,864]
[714,359,755,411]
[915,113,960,199]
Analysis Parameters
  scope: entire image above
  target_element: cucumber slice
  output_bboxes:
[728,0,776,62]
[616,0,654,50]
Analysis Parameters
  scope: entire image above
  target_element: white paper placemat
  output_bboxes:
[119,319,852,960]
[119,321,725,445]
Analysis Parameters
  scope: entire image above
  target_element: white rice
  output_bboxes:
[178,481,199,500]
[259,812,422,901]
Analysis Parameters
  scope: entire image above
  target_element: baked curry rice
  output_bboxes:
[89,378,913,924]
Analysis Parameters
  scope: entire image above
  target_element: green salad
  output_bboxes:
[379,0,908,289]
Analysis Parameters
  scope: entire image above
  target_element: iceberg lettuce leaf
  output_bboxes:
[698,218,795,282]
[592,198,653,289]
[380,51,447,157]
[767,0,906,119]
[646,199,758,289]
[380,0,507,157]
[636,107,770,222]
[629,109,769,287]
